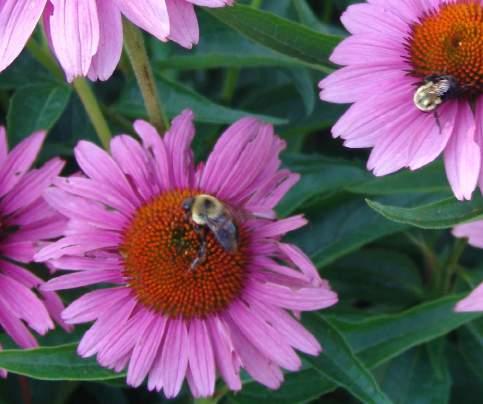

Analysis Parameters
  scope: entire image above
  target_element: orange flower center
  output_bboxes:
[408,1,483,94]
[120,189,249,319]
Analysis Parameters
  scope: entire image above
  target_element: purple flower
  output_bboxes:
[36,110,338,397]
[0,128,70,376]
[453,221,483,311]
[0,0,234,81]
[319,0,483,200]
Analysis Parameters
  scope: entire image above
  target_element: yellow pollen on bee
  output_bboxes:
[408,1,483,94]
[120,189,249,319]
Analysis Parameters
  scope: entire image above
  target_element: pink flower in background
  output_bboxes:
[36,110,338,397]
[0,0,234,82]
[319,0,483,200]
[453,222,483,311]
[0,128,70,376]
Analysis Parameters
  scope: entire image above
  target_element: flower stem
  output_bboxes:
[442,238,467,294]
[72,78,112,150]
[250,0,263,8]
[221,68,240,104]
[123,20,169,134]
[26,38,63,79]
[27,38,112,150]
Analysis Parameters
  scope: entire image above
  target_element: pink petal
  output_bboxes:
[188,319,216,397]
[97,309,150,368]
[62,287,130,324]
[110,135,158,201]
[134,120,173,191]
[455,283,483,312]
[48,0,100,82]
[200,117,285,204]
[206,316,241,391]
[0,296,37,348]
[117,0,170,42]
[227,300,301,371]
[187,0,234,6]
[127,314,166,387]
[0,157,64,215]
[225,314,283,389]
[166,0,198,48]
[53,176,135,217]
[42,269,122,291]
[163,109,195,189]
[43,187,127,230]
[0,274,53,334]
[444,101,480,200]
[340,3,408,37]
[247,298,321,356]
[74,140,138,206]
[87,0,122,81]
[148,319,189,396]
[77,295,136,357]
[0,131,46,198]
[330,33,405,67]
[0,0,47,72]
[0,127,8,164]
[246,280,338,311]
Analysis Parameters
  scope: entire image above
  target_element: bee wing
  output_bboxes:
[206,215,238,252]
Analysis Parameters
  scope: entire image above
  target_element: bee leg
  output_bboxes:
[190,225,207,271]
[434,110,442,134]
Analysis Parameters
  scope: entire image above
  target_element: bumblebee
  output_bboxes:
[182,194,238,270]
[413,74,459,112]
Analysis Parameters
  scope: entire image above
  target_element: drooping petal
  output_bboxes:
[166,0,198,48]
[444,102,480,200]
[455,283,483,312]
[48,0,100,82]
[88,0,122,81]
[117,0,170,42]
[0,0,47,72]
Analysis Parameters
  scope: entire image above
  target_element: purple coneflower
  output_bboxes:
[0,128,69,376]
[320,0,482,200]
[0,0,234,81]
[36,110,338,397]
[453,221,483,311]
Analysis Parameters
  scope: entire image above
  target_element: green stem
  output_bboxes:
[442,238,467,293]
[73,78,112,150]
[26,38,62,79]
[221,0,261,104]
[221,68,240,104]
[123,20,169,134]
[27,38,112,150]
[405,231,441,292]
[322,1,333,24]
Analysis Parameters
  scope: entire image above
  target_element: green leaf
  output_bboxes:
[227,368,334,404]
[303,314,392,404]
[7,82,72,142]
[115,75,287,125]
[327,248,424,306]
[366,195,483,229]
[206,4,342,72]
[278,153,370,216]
[457,319,483,379]
[290,196,418,269]
[348,161,450,195]
[285,69,316,116]
[154,11,304,70]
[378,342,451,404]
[0,343,123,381]
[333,294,482,367]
